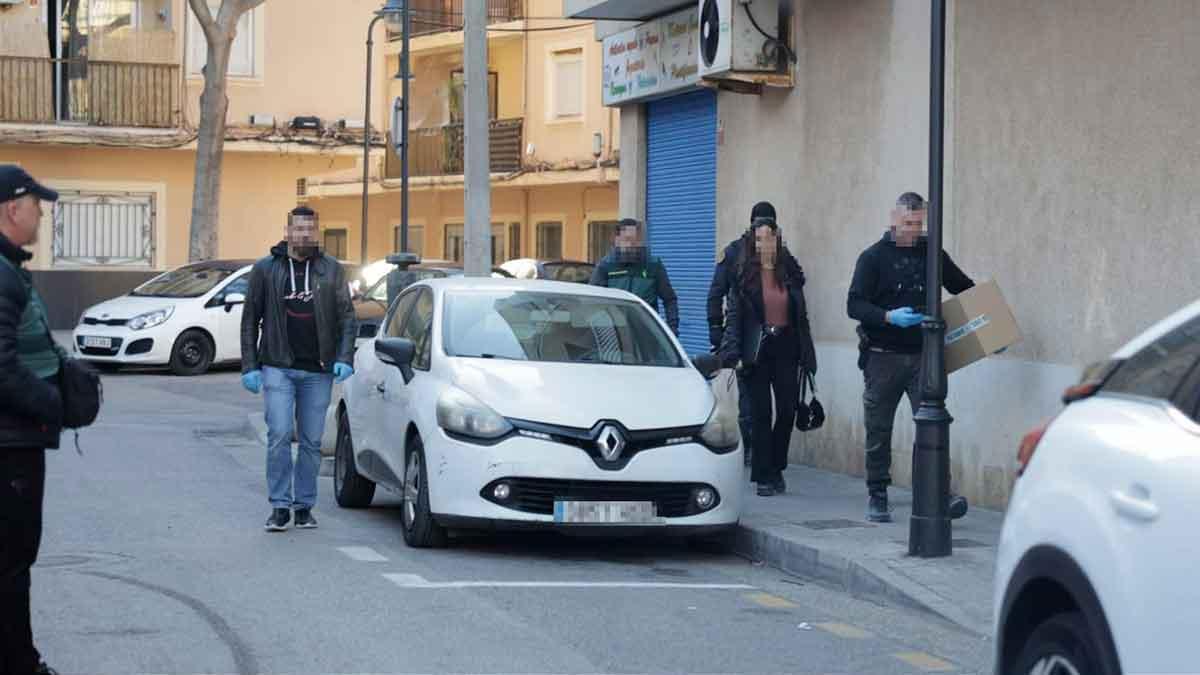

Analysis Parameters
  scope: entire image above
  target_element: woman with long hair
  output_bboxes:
[719,207,818,496]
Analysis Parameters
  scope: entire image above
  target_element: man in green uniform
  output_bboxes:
[589,218,679,335]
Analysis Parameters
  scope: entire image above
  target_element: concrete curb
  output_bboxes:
[245,413,335,478]
[733,520,987,637]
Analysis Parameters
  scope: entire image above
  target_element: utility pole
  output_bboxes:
[463,0,491,276]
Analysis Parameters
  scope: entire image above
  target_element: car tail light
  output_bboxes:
[1016,418,1052,477]
[1062,359,1122,404]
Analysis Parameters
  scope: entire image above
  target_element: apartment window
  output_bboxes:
[396,224,424,258]
[508,222,521,260]
[323,229,348,260]
[444,223,464,262]
[536,222,563,260]
[52,190,156,268]
[587,220,619,263]
[449,70,499,123]
[188,2,257,77]
[551,48,584,120]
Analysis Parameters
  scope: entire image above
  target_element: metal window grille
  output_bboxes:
[52,190,155,267]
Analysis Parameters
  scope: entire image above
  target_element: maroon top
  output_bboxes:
[761,269,789,327]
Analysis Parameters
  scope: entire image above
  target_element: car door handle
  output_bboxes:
[1110,487,1159,523]
[376,381,387,394]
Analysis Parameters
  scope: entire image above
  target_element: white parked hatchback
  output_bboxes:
[332,278,743,548]
[71,259,253,375]
[993,299,1200,675]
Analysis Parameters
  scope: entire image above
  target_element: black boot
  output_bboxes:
[948,494,968,520]
[867,489,892,523]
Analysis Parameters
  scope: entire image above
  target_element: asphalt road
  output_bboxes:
[31,368,991,674]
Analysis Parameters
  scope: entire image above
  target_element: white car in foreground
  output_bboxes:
[993,299,1200,675]
[332,278,742,548]
[72,260,253,375]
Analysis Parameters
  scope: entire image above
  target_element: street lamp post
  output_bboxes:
[360,0,408,265]
[909,0,953,558]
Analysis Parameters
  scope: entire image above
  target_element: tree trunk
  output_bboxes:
[188,37,232,262]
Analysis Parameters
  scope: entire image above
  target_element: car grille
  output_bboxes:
[509,419,703,470]
[77,337,123,357]
[83,317,128,327]
[481,478,715,518]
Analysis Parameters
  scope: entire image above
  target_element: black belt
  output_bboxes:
[763,324,791,338]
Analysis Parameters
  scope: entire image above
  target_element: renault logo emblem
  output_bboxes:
[596,425,626,462]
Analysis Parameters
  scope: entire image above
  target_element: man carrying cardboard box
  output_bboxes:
[847,192,976,524]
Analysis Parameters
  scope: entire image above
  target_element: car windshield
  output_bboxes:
[130,264,237,298]
[543,263,594,283]
[443,290,683,367]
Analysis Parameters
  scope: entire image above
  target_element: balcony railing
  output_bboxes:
[397,0,524,38]
[0,56,181,128]
[387,117,523,178]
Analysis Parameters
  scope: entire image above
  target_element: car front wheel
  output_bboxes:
[1011,611,1109,675]
[400,435,447,549]
[333,409,375,508]
[169,329,214,376]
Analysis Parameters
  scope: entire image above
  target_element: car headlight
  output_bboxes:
[436,386,513,441]
[128,307,174,331]
[698,401,739,453]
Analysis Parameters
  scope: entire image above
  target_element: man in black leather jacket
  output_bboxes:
[0,165,63,675]
[241,207,356,533]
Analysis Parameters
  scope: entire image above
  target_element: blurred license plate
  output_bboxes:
[82,336,112,349]
[554,501,659,524]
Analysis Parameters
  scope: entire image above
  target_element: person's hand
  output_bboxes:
[333,362,354,384]
[886,307,924,328]
[241,370,262,394]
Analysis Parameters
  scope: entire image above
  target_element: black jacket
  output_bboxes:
[847,233,974,353]
[707,235,803,350]
[0,233,63,449]
[241,242,356,374]
[719,251,817,375]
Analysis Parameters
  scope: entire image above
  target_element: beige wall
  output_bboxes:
[0,2,52,58]
[183,0,385,129]
[310,181,618,264]
[0,144,354,268]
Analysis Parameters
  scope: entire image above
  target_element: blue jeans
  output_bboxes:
[263,366,333,510]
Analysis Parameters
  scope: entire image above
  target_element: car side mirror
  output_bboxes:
[223,292,246,312]
[691,352,721,380]
[375,337,415,383]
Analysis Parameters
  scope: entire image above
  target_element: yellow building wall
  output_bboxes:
[0,144,354,269]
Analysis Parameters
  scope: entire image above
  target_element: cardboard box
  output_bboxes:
[942,280,1021,374]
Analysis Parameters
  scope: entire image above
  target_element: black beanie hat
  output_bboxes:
[750,201,776,222]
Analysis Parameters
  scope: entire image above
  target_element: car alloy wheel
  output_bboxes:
[403,450,420,531]
[333,410,375,508]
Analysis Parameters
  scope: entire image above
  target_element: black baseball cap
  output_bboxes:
[0,165,59,204]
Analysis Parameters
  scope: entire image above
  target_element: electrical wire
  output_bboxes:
[743,1,797,64]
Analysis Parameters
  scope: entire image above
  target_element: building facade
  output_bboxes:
[305,0,621,270]
[569,0,1200,508]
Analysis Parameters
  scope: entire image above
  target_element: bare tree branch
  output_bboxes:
[187,0,217,35]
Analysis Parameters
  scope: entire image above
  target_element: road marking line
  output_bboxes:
[894,651,956,671]
[745,592,797,609]
[814,622,873,639]
[382,573,754,590]
[337,546,388,562]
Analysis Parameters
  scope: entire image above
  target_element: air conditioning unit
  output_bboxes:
[338,118,365,130]
[290,116,322,131]
[698,0,786,80]
[248,113,275,128]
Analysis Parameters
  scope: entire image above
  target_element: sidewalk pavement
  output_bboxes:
[246,411,996,636]
[735,464,999,638]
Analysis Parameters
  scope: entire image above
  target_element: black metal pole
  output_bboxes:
[910,0,952,558]
[400,3,410,254]
[361,13,384,265]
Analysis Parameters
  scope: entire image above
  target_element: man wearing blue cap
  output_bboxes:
[0,165,63,675]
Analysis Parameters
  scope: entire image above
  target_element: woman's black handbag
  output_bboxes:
[795,369,825,432]
[58,356,102,429]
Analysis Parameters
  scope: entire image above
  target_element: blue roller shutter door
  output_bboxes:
[646,89,717,356]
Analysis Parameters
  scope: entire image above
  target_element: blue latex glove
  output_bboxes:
[887,307,924,328]
[333,362,354,384]
[241,370,262,394]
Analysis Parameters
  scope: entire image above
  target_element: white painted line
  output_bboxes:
[382,573,753,590]
[337,546,389,563]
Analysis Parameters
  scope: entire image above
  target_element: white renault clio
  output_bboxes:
[333,278,743,548]
[71,260,253,375]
